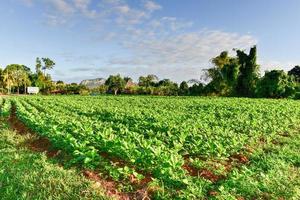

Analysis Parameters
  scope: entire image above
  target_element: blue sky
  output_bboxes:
[0,0,299,83]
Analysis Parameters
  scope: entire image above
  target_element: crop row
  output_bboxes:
[13,98,190,189]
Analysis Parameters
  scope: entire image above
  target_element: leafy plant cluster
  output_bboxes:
[0,98,11,117]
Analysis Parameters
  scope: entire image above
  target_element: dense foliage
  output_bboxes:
[288,65,300,82]
[2,96,299,199]
[256,70,296,98]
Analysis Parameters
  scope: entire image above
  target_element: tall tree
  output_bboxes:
[105,74,126,95]
[288,65,300,82]
[236,46,260,97]
[179,81,189,95]
[3,64,31,94]
[211,51,231,68]
[0,68,4,92]
[123,76,132,83]
[155,79,179,95]
[3,68,14,94]
[205,51,239,96]
[35,57,42,74]
[41,58,55,75]
[138,74,158,87]
[12,68,30,94]
[221,58,240,93]
[189,83,204,95]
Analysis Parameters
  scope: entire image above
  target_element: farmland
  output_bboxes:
[1,96,300,199]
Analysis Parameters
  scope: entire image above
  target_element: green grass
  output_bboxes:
[0,122,110,200]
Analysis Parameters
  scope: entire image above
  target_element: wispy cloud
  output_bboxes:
[20,0,34,7]
[122,30,256,67]
[144,0,162,12]
[19,0,258,82]
[21,0,96,25]
[45,14,68,26]
[106,30,256,82]
[48,0,75,15]
[74,0,97,18]
[259,60,297,73]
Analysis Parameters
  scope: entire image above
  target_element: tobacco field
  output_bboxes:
[1,96,300,199]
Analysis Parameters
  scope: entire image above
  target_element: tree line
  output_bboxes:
[1,46,300,98]
[0,57,55,94]
[95,46,300,99]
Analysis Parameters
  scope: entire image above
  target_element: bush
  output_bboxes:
[0,88,7,95]
[79,89,90,96]
[294,92,300,100]
[91,85,108,95]
[256,70,296,98]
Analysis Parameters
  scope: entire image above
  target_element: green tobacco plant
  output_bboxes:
[10,95,300,199]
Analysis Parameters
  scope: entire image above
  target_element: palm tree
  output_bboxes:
[12,69,30,94]
[41,58,55,76]
[36,57,42,74]
[3,69,14,94]
[3,64,32,94]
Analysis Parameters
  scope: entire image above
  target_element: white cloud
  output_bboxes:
[48,0,75,15]
[105,30,257,82]
[116,5,130,14]
[20,0,34,7]
[161,17,193,31]
[259,60,297,73]
[144,0,162,12]
[122,30,257,66]
[20,0,162,26]
[22,0,97,25]
[74,0,97,18]
[45,14,68,25]
[104,1,148,25]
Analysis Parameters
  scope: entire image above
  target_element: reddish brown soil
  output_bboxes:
[229,154,249,164]
[8,106,60,158]
[100,152,127,167]
[132,188,151,200]
[208,190,218,196]
[139,175,152,186]
[182,151,250,184]
[182,163,198,176]
[8,107,32,135]
[200,169,225,182]
[28,137,61,158]
[244,145,255,153]
[182,164,225,183]
[100,152,153,199]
